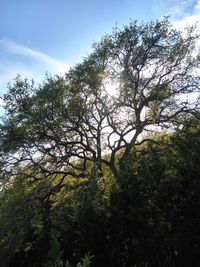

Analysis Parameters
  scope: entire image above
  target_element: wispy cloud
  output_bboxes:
[0,38,69,97]
[0,38,69,75]
[152,0,200,25]
[166,0,196,18]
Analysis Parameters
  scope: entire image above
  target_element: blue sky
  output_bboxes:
[0,0,200,97]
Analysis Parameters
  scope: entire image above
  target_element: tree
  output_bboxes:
[0,18,199,192]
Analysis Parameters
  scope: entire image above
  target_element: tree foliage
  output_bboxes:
[0,18,199,190]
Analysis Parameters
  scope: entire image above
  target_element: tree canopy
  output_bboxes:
[0,18,199,189]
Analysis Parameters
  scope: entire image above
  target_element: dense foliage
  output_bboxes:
[1,123,200,266]
[0,18,200,266]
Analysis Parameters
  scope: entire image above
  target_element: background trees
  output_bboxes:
[1,118,200,266]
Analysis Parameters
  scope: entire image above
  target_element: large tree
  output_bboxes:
[0,18,199,191]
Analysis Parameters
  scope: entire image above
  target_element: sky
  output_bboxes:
[0,0,200,99]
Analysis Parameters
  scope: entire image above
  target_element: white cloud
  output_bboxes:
[167,0,200,26]
[153,0,200,26]
[171,0,200,54]
[172,14,199,32]
[173,6,199,26]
